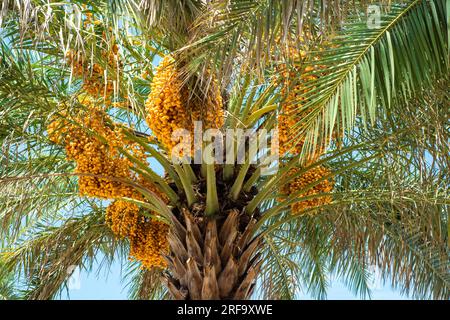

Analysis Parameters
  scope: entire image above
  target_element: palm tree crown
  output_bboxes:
[0,0,448,300]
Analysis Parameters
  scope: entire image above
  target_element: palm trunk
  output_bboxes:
[164,207,263,300]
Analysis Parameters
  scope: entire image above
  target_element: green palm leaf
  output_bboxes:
[290,0,448,155]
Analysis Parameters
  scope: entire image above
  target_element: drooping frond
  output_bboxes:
[177,1,396,81]
[124,262,168,300]
[287,0,449,157]
[255,80,450,299]
[2,209,123,300]
[0,259,19,300]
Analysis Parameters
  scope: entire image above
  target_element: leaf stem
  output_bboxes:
[205,164,219,216]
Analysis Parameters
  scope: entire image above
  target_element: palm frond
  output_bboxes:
[255,79,450,299]
[0,259,19,300]
[124,262,167,300]
[288,0,448,157]
[2,209,122,299]
[178,1,397,82]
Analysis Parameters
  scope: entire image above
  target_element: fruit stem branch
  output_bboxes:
[230,162,250,201]
[174,164,197,207]
[205,163,219,216]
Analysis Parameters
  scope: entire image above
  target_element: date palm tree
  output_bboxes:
[0,0,448,300]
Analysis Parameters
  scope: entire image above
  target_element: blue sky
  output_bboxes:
[57,160,408,300]
[60,257,406,300]
[42,40,408,302]
[54,158,410,301]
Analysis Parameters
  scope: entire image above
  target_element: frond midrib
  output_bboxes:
[319,0,422,111]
